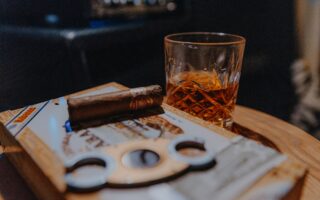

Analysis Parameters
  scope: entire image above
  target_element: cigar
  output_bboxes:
[67,85,163,123]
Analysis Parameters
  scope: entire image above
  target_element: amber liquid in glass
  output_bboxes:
[166,71,239,127]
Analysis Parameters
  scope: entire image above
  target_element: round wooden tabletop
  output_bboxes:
[0,105,320,200]
[233,106,320,200]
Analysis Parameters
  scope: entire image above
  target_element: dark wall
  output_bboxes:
[0,0,296,122]
[0,0,89,27]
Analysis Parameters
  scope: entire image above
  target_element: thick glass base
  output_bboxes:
[213,118,233,130]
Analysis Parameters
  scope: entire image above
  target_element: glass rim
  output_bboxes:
[165,32,246,46]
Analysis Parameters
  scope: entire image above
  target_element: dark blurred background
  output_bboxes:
[0,0,296,122]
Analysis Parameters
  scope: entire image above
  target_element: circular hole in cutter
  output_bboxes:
[122,149,160,169]
[66,158,106,172]
[175,141,206,157]
[169,135,216,168]
[65,153,115,191]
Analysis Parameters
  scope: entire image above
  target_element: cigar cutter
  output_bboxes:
[64,135,216,191]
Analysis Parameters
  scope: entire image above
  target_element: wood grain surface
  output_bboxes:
[233,106,320,200]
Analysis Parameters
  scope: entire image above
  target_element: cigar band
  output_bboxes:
[130,96,155,110]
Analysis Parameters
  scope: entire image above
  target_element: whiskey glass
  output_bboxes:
[164,32,246,128]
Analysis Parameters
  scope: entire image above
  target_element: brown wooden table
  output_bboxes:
[0,106,320,200]
[233,106,320,200]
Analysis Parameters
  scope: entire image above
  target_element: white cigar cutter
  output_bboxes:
[64,135,216,191]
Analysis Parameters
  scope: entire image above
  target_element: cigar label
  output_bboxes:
[67,85,163,123]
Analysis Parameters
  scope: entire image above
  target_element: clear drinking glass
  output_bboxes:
[164,32,246,128]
